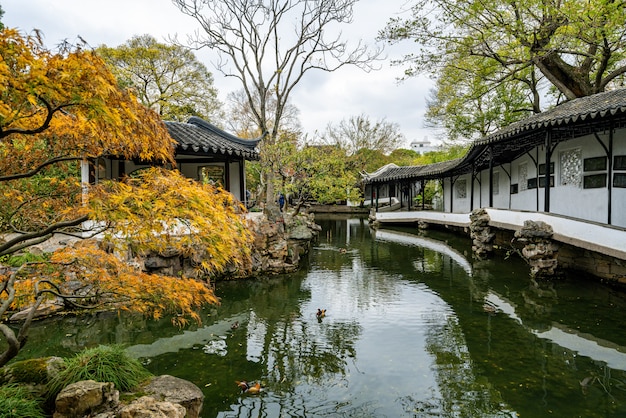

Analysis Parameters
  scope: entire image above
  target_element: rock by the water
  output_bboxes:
[140,375,204,418]
[53,380,118,418]
[118,396,186,418]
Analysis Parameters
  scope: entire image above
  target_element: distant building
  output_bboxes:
[410,138,434,154]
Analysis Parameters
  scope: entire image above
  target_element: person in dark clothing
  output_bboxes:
[279,193,285,211]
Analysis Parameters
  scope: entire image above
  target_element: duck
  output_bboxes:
[231,321,239,330]
[339,248,347,254]
[482,301,498,314]
[316,308,326,319]
[236,380,262,394]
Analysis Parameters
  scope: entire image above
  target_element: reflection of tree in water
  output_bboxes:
[398,315,512,417]
[257,315,361,390]
[218,271,362,392]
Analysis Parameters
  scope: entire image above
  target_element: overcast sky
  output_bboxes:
[2,0,438,148]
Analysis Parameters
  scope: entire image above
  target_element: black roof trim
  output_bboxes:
[364,89,626,184]
[165,117,260,160]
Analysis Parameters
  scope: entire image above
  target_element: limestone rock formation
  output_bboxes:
[470,208,495,259]
[514,220,559,278]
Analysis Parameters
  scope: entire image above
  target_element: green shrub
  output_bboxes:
[0,384,46,418]
[47,345,151,401]
[0,251,49,267]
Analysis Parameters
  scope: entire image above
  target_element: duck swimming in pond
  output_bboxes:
[482,301,498,315]
[316,308,326,319]
[236,380,262,394]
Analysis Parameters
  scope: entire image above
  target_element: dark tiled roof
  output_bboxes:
[165,117,261,160]
[363,160,462,183]
[364,89,626,184]
[477,88,626,145]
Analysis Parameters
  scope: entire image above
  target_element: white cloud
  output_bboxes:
[2,0,438,147]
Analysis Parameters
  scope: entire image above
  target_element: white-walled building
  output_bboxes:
[410,138,435,154]
[99,117,260,205]
[364,89,626,229]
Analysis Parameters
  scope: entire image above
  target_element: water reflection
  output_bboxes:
[8,215,626,417]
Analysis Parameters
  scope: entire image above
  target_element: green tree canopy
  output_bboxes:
[380,0,626,140]
[283,143,361,206]
[97,34,223,122]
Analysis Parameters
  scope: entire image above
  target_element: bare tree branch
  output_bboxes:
[171,0,382,213]
[0,215,89,257]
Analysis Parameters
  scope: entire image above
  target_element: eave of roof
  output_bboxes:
[165,117,261,161]
[364,89,626,184]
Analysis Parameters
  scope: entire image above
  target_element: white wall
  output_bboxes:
[549,134,608,223]
[440,127,626,228]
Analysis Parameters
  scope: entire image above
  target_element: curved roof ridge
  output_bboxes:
[187,116,263,147]
[478,88,626,145]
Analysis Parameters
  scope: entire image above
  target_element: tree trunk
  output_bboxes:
[534,52,594,99]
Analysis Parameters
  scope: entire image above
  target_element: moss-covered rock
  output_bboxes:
[0,356,65,398]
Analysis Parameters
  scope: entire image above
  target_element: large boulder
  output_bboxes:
[53,380,118,418]
[140,375,204,418]
[118,396,186,418]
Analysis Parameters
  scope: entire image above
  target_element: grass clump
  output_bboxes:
[0,384,46,418]
[47,345,151,401]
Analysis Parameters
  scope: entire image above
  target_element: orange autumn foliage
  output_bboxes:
[9,241,219,327]
[0,28,252,366]
[0,27,175,242]
[87,167,252,275]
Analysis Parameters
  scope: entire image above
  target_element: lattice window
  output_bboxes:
[492,171,499,195]
[519,163,528,191]
[455,179,467,199]
[560,149,582,187]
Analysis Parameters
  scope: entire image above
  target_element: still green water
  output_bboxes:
[13,215,626,417]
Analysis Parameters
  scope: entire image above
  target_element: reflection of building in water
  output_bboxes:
[372,229,473,275]
[372,227,626,372]
[484,292,626,371]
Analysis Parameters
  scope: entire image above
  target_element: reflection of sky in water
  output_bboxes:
[299,252,473,415]
[245,310,265,363]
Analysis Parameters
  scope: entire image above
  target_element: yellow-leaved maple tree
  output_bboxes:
[0,28,252,367]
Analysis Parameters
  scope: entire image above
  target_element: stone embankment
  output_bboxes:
[136,210,321,279]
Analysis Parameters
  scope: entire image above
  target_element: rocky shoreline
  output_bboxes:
[1,210,321,417]
[1,356,204,418]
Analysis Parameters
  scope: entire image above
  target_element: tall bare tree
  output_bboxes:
[171,0,382,216]
[226,88,302,139]
[319,114,405,156]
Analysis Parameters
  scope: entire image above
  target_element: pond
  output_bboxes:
[11,215,626,417]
